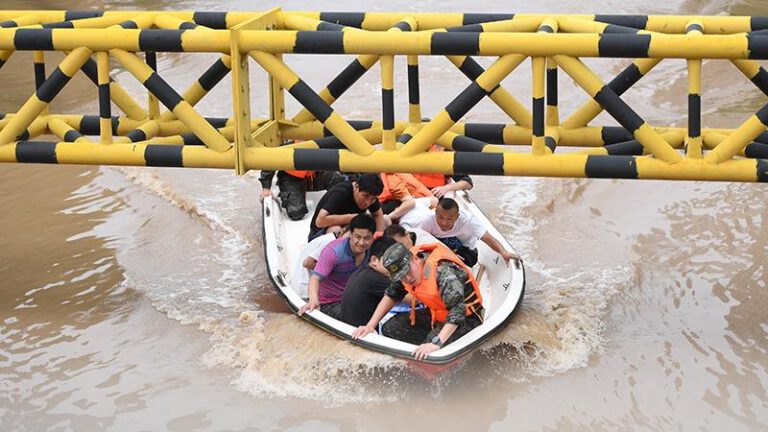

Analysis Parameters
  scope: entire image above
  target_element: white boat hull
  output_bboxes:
[262,189,525,365]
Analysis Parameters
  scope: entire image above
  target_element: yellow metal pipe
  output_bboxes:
[0,27,761,59]
[533,18,553,154]
[532,56,546,155]
[685,20,703,159]
[96,51,113,144]
[445,55,532,127]
[554,54,682,163]
[0,47,92,146]
[562,58,661,128]
[400,54,526,156]
[546,58,559,127]
[249,50,375,156]
[0,12,759,33]
[407,55,421,124]
[4,141,764,182]
[48,118,92,143]
[111,48,231,152]
[290,54,380,123]
[381,54,395,150]
[704,113,768,163]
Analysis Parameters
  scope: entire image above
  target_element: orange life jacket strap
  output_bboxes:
[285,170,315,179]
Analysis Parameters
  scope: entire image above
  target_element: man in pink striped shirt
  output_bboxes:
[298,214,376,320]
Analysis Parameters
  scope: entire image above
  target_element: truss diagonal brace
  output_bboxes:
[110,49,231,152]
[0,47,92,146]
[399,54,526,157]
[249,51,375,156]
[446,55,533,127]
[554,55,682,163]
[562,58,661,129]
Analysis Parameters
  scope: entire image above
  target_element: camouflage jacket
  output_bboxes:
[384,260,472,326]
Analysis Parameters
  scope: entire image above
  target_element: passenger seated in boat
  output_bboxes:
[378,173,435,226]
[411,144,474,198]
[258,140,347,221]
[382,197,436,231]
[298,214,376,319]
[290,226,348,299]
[307,173,385,242]
[419,197,519,267]
[384,224,416,249]
[259,169,347,221]
[352,242,484,360]
[340,236,401,326]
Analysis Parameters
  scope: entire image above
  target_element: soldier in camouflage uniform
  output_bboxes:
[351,242,483,361]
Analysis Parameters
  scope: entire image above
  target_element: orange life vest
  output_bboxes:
[379,173,433,203]
[412,145,448,189]
[412,173,447,189]
[402,242,483,325]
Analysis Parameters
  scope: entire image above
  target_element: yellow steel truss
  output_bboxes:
[0,10,766,182]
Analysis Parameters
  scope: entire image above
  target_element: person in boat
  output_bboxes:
[307,173,385,242]
[412,143,474,199]
[298,213,376,319]
[382,197,436,231]
[291,226,348,299]
[351,241,483,361]
[378,173,435,226]
[340,236,401,327]
[384,223,416,250]
[419,197,519,267]
[258,141,347,221]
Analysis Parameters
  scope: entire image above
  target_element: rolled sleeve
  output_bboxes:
[312,245,339,280]
[384,281,407,302]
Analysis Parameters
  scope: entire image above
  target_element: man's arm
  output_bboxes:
[414,263,466,360]
[298,243,340,314]
[298,274,322,315]
[431,176,473,198]
[314,209,356,228]
[480,231,519,264]
[372,208,386,231]
[351,295,397,339]
[387,195,415,220]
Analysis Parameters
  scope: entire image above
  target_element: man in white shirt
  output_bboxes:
[419,197,519,267]
[398,196,436,231]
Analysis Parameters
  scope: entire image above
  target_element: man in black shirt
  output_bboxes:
[341,236,401,327]
[308,174,385,241]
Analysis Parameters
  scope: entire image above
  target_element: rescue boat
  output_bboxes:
[262,188,525,365]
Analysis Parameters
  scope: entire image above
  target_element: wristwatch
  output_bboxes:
[430,335,444,348]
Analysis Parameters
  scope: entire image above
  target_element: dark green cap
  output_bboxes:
[381,242,412,281]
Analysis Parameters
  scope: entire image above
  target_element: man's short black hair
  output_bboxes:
[370,236,397,258]
[381,199,401,215]
[438,197,459,212]
[384,224,407,238]
[349,213,376,234]
[356,174,384,196]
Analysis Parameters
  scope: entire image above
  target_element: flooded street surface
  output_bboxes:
[1,0,767,430]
